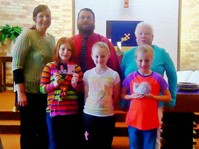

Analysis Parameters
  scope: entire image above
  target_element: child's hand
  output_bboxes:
[60,87,67,98]
[53,72,63,87]
[71,73,79,88]
[144,93,154,99]
[130,93,144,99]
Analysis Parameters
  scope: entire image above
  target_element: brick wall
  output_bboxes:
[180,0,199,70]
[1,0,198,85]
[0,0,74,41]
[0,0,73,85]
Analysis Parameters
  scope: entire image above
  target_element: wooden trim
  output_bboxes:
[177,0,182,71]
[72,0,75,36]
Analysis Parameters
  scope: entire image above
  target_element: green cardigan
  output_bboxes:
[12,28,55,93]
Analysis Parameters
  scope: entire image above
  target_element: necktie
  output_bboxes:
[79,37,87,73]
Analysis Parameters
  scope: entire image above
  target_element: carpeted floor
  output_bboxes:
[0,91,129,149]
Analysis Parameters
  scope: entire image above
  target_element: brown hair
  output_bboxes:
[52,37,75,64]
[30,5,50,29]
[78,8,95,20]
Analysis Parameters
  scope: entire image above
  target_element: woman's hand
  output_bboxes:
[71,73,79,88]
[17,92,28,107]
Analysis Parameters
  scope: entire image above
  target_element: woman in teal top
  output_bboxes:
[121,22,177,149]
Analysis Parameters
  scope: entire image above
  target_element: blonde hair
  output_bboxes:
[92,42,110,55]
[135,44,153,59]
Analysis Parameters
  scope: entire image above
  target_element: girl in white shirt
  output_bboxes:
[83,41,121,149]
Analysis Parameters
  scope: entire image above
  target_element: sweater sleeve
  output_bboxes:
[162,50,177,107]
[12,29,31,71]
[40,63,57,94]
[121,51,128,81]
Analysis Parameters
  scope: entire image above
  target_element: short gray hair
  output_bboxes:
[135,22,154,36]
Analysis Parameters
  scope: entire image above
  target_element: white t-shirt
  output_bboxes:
[83,67,120,117]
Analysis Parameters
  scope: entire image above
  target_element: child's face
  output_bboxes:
[136,51,153,73]
[58,43,72,62]
[91,47,110,67]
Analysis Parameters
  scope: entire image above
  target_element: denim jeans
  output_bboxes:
[46,113,85,149]
[128,126,157,149]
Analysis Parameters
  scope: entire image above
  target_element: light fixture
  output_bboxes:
[124,0,129,8]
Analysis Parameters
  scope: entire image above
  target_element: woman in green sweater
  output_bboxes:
[12,5,55,149]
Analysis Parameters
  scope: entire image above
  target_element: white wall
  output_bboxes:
[75,0,179,68]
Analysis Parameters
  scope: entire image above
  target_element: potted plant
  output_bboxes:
[0,24,22,45]
[0,24,22,55]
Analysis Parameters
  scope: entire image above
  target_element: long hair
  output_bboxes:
[52,37,76,64]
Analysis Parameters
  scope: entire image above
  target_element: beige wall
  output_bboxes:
[1,0,199,85]
[180,0,199,70]
[0,0,74,85]
[0,0,74,41]
[75,0,179,69]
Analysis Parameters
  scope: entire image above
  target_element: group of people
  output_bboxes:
[11,4,177,149]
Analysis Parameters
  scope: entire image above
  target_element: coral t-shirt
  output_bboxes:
[122,71,168,130]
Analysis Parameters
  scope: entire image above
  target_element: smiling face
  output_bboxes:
[58,43,72,63]
[135,45,153,74]
[135,24,154,46]
[34,8,51,31]
[77,10,95,35]
[91,44,110,67]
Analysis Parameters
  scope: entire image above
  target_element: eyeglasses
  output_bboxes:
[78,16,93,21]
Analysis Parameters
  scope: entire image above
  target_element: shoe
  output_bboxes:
[12,106,18,112]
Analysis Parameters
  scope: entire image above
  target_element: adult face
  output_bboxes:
[77,10,95,35]
[135,26,154,46]
[34,9,51,32]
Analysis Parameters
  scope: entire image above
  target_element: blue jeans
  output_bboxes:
[128,126,157,149]
[46,113,84,149]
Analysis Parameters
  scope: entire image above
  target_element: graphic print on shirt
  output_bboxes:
[134,82,151,95]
